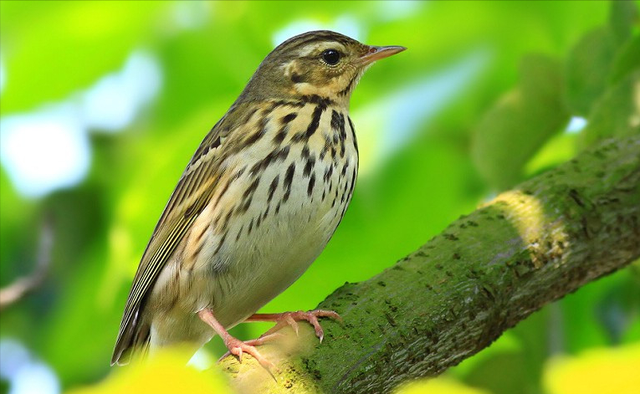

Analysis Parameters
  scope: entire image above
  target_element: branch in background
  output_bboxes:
[219,136,640,393]
[0,215,54,311]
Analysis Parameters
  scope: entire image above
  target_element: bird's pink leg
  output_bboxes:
[246,310,342,342]
[197,309,275,371]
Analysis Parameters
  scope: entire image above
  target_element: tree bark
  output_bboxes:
[220,136,640,394]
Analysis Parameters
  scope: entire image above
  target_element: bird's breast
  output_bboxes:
[183,100,359,326]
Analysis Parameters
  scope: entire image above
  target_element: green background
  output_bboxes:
[1,1,638,393]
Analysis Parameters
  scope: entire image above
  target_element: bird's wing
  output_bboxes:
[112,103,252,364]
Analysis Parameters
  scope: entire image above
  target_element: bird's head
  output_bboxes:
[239,30,405,107]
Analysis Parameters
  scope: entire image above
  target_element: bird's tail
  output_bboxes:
[111,321,150,366]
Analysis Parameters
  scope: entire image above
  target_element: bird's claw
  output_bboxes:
[261,309,342,342]
[224,336,276,373]
[218,332,283,373]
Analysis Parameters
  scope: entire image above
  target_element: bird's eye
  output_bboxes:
[321,49,341,66]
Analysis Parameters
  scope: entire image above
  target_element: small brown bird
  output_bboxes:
[112,30,405,368]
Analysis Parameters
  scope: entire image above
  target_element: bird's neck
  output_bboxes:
[236,68,351,111]
[236,92,349,113]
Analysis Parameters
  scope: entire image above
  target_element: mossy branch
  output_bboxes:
[221,136,640,394]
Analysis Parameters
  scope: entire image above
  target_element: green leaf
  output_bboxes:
[580,69,640,147]
[608,0,639,46]
[564,27,618,116]
[472,55,570,190]
[525,132,577,177]
[609,34,640,85]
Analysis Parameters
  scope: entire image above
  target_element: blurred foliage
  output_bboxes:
[543,342,640,394]
[395,378,490,394]
[0,1,639,394]
[399,342,640,394]
[471,54,570,190]
[67,348,231,394]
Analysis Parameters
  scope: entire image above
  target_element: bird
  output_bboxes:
[112,30,405,369]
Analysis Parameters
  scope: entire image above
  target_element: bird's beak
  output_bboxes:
[359,45,406,65]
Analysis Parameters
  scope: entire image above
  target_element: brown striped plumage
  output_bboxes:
[112,30,404,368]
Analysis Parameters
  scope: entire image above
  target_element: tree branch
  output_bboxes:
[0,215,54,311]
[221,136,640,393]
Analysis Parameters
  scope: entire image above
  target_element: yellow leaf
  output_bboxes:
[67,347,231,394]
[544,343,640,394]
[395,377,491,394]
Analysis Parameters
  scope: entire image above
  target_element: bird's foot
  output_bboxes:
[220,333,276,372]
[248,309,342,343]
[197,309,277,374]
[217,332,283,363]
